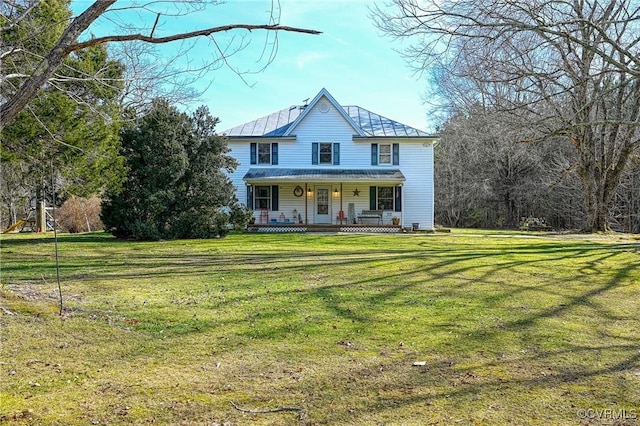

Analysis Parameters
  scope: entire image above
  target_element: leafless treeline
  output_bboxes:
[434,108,640,232]
[373,0,640,232]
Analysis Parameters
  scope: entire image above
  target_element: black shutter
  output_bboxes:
[250,143,257,165]
[394,186,402,212]
[246,185,254,209]
[369,186,377,210]
[312,142,319,165]
[371,144,378,165]
[392,143,400,165]
[272,143,278,165]
[333,143,340,165]
[271,185,279,211]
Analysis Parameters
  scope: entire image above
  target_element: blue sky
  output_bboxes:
[75,1,433,132]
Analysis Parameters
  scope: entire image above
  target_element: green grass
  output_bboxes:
[1,231,639,425]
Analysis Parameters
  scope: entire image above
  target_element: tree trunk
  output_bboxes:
[583,202,610,233]
[35,187,46,233]
[578,155,626,233]
[0,1,117,128]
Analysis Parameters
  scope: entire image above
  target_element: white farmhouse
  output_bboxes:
[223,88,438,232]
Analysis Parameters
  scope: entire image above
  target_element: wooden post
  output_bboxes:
[339,182,343,225]
[304,183,308,225]
[35,187,46,233]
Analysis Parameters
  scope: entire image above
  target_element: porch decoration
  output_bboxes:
[353,188,360,196]
[293,186,304,197]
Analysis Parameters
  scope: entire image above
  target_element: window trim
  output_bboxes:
[377,186,394,210]
[250,142,279,165]
[319,142,333,165]
[371,143,400,166]
[257,143,271,165]
[378,144,391,164]
[312,142,340,165]
[370,185,402,212]
[254,185,272,210]
[253,185,279,211]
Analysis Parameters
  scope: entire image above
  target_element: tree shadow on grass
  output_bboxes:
[2,233,639,424]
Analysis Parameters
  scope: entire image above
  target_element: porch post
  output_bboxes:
[339,182,343,225]
[401,183,404,229]
[304,183,308,225]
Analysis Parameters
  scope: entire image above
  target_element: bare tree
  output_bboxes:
[435,106,583,229]
[0,0,320,128]
[110,40,202,112]
[373,0,640,232]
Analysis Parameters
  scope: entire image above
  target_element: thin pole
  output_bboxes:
[51,161,63,316]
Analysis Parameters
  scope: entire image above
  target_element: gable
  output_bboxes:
[282,88,365,137]
[291,95,364,139]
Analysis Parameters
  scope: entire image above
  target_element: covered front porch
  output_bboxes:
[243,168,406,231]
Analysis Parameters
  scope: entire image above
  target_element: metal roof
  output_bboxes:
[342,106,430,137]
[243,168,406,183]
[226,107,303,137]
[223,90,434,138]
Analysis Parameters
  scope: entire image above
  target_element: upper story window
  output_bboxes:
[379,144,391,164]
[319,143,333,164]
[250,142,278,165]
[258,143,271,164]
[371,143,399,166]
[312,142,340,165]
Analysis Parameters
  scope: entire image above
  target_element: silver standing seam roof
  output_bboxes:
[243,168,406,183]
[224,104,433,138]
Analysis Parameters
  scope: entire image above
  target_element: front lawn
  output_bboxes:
[1,231,639,425]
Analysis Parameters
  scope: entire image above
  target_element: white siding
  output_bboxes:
[398,142,434,230]
[284,98,359,166]
[225,95,435,229]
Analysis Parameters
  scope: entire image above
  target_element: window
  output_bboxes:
[255,186,271,209]
[377,187,394,210]
[250,143,278,165]
[379,144,391,164]
[370,186,402,212]
[258,143,271,164]
[247,185,279,210]
[254,185,279,211]
[312,142,340,165]
[319,143,332,164]
[371,143,399,166]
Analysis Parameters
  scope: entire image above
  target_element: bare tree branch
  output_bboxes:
[373,0,640,231]
[71,24,320,52]
[0,0,40,32]
[0,1,321,129]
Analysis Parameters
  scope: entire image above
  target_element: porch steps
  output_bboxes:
[307,225,342,233]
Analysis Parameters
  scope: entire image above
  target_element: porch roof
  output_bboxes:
[243,168,405,183]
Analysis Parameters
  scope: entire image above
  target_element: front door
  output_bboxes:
[315,187,331,224]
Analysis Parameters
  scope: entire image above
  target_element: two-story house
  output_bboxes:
[223,88,438,232]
